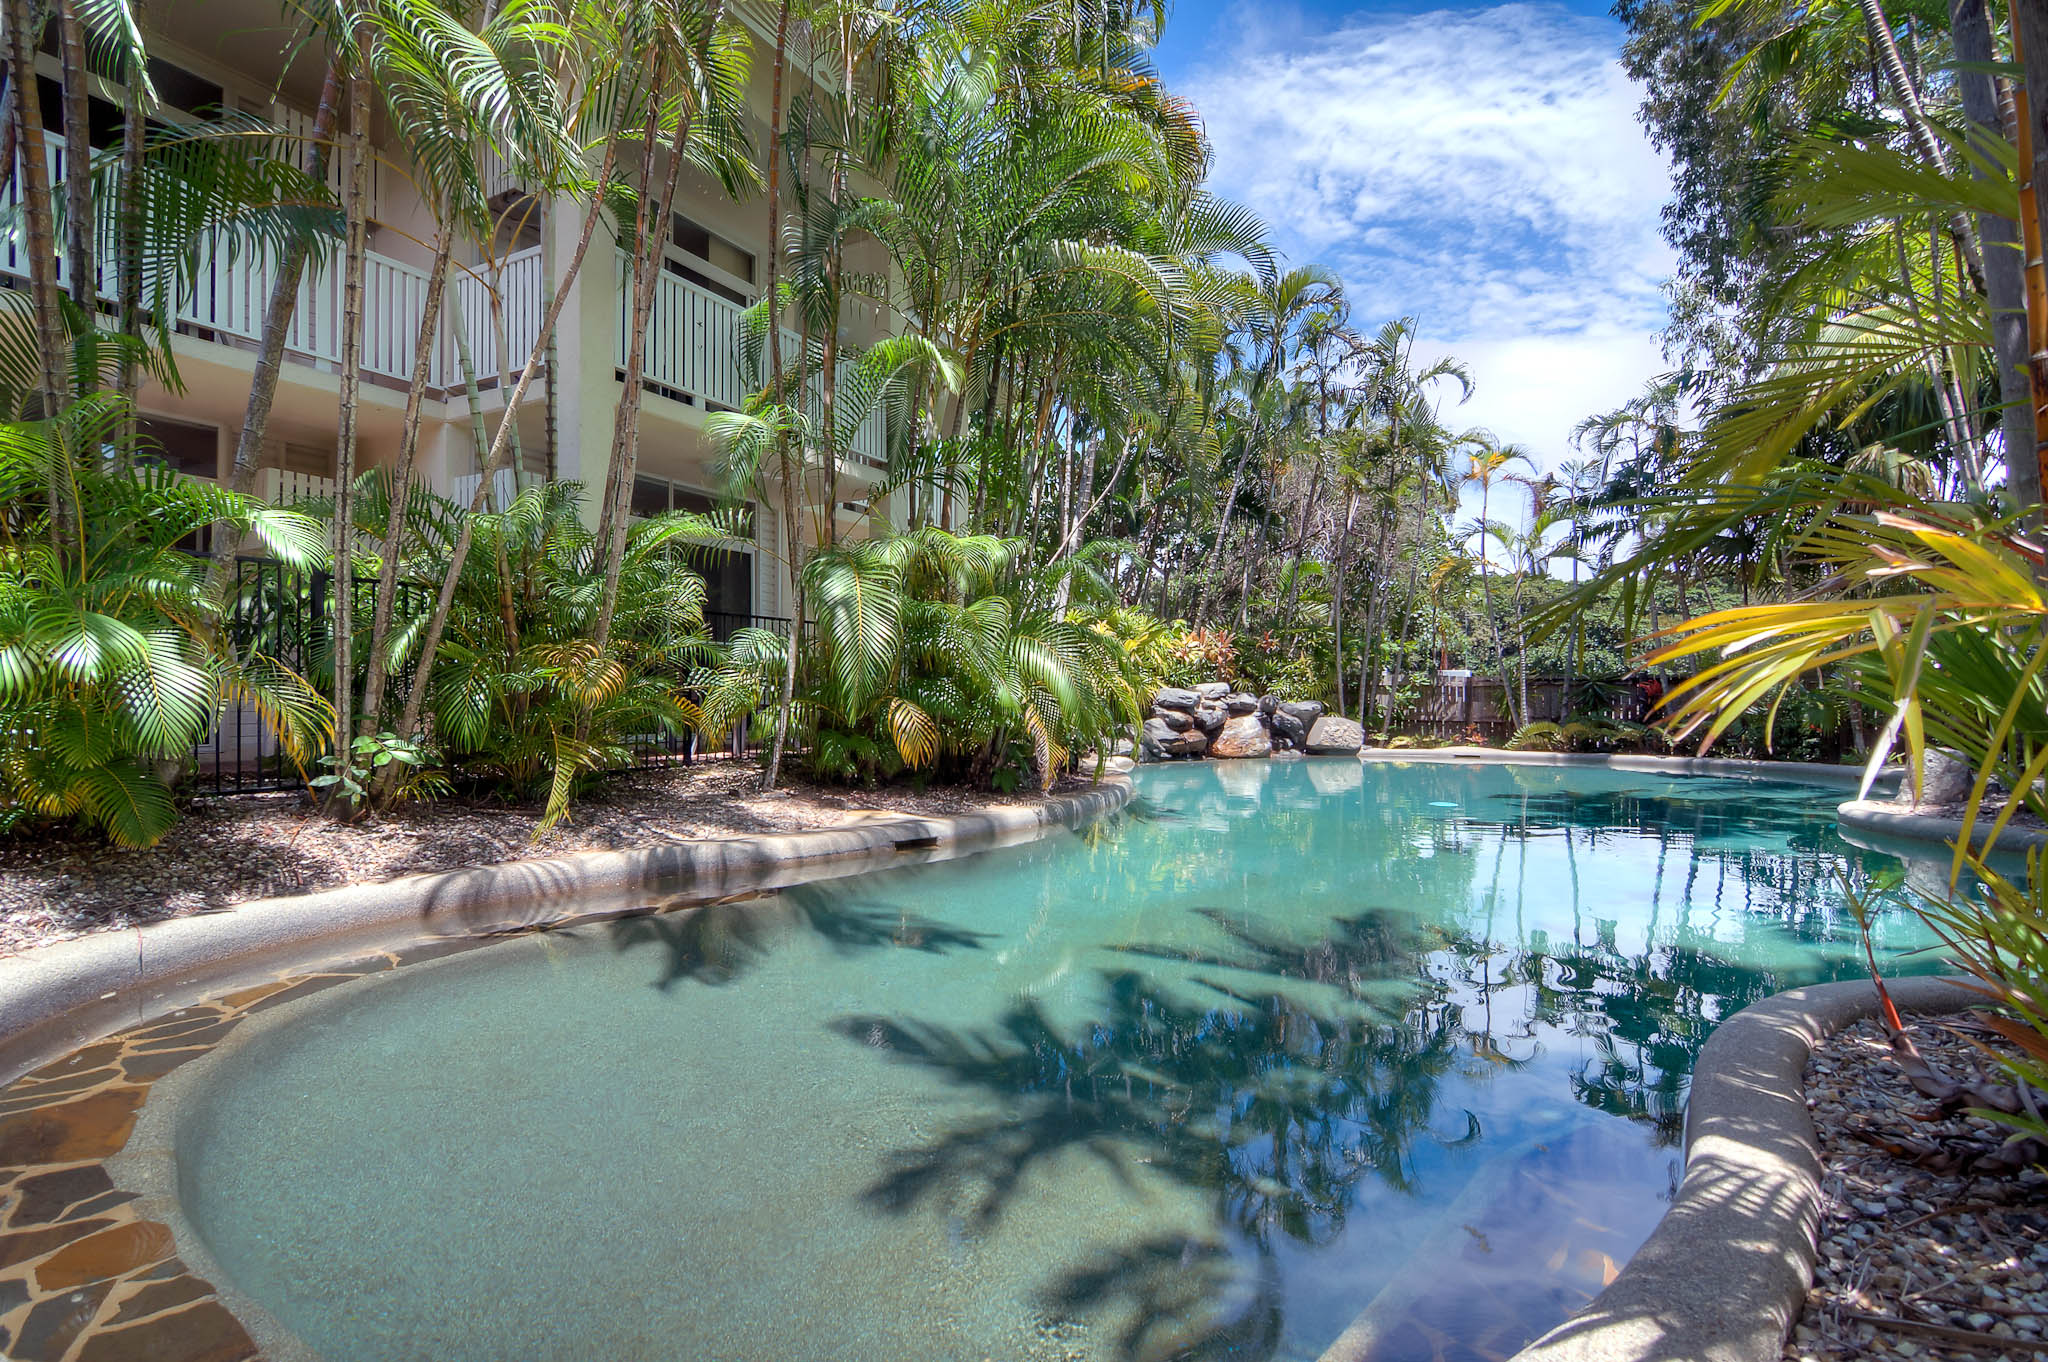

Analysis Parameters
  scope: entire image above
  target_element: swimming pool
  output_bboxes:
[165,758,1941,1362]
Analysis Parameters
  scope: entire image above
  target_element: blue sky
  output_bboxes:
[1149,0,1676,490]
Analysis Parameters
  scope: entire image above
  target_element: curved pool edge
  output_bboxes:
[0,775,1133,1089]
[1501,975,1977,1362]
[1837,798,2048,860]
[1361,746,1895,791]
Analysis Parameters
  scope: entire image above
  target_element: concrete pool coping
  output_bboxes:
[1505,975,1978,1362]
[1360,745,1899,791]
[1837,798,2048,858]
[0,775,1132,1089]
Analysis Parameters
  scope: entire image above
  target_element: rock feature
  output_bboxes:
[1895,748,1982,810]
[1141,716,1207,761]
[1305,715,1365,755]
[1136,683,1351,763]
[1280,700,1325,727]
[1210,714,1272,759]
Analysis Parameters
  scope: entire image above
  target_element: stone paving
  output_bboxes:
[0,941,472,1361]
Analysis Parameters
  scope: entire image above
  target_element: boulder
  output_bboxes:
[1280,700,1326,727]
[1193,701,1227,733]
[1140,715,1209,761]
[1222,692,1260,715]
[1100,755,1137,775]
[1211,714,1273,759]
[1156,707,1194,732]
[1153,687,1199,713]
[1138,717,1175,761]
[1110,737,1134,757]
[1258,693,1280,715]
[1195,681,1231,702]
[1271,711,1308,743]
[1898,748,1980,810]
[1305,715,1365,755]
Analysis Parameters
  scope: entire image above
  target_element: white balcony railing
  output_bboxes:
[617,251,890,471]
[3,146,544,394]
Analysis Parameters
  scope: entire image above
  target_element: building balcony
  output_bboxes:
[3,145,547,395]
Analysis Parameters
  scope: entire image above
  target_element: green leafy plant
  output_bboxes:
[692,527,1140,789]
[0,397,332,846]
[310,732,448,809]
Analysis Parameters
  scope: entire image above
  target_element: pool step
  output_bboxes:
[1316,1120,1676,1362]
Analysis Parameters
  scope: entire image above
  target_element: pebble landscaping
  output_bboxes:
[1788,1017,2048,1362]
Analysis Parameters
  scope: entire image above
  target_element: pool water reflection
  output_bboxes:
[173,759,1939,1362]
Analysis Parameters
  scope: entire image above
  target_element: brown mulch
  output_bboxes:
[1788,1017,2048,1361]
[0,761,1091,958]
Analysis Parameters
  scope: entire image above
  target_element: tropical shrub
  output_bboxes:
[0,398,331,846]
[692,528,1140,788]
[381,481,730,828]
[1653,491,2048,1152]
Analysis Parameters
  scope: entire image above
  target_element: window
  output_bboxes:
[629,477,754,617]
[670,212,754,285]
[135,416,219,480]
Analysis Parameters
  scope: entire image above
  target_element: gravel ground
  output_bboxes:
[0,760,1094,958]
[1788,1017,2048,1361]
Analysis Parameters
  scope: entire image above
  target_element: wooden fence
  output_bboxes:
[1396,674,1636,742]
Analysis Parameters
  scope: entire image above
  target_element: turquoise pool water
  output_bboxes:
[173,759,1943,1362]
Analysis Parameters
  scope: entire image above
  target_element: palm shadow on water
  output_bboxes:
[833,895,1882,1361]
[608,882,991,988]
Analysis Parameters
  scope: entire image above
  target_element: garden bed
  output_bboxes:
[1787,1017,2048,1362]
[0,762,1093,958]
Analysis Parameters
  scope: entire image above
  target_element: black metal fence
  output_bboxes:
[194,557,791,796]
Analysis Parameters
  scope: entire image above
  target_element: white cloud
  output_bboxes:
[1185,0,1677,477]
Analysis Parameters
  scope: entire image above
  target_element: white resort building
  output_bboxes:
[4,1,906,627]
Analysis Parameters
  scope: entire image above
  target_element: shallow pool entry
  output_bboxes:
[170,760,1941,1362]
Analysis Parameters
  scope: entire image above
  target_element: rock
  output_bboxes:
[1272,749,1303,762]
[1222,692,1260,715]
[1271,711,1307,743]
[1211,714,1272,759]
[1140,715,1207,761]
[1110,737,1134,757]
[1156,707,1193,732]
[1305,716,1364,754]
[1192,702,1227,733]
[1898,748,1979,810]
[1195,681,1231,701]
[1258,693,1280,715]
[1153,687,1199,713]
[1280,700,1325,727]
[1138,717,1175,761]
[1098,755,1136,775]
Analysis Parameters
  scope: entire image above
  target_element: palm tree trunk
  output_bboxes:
[2013,8,2048,524]
[387,147,619,754]
[113,4,148,463]
[1857,0,1988,289]
[56,0,93,323]
[215,59,342,582]
[597,24,716,657]
[762,0,798,790]
[1951,0,2035,515]
[328,55,373,806]
[4,0,70,424]
[358,215,455,740]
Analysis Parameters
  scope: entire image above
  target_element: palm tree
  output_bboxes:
[1459,443,1533,727]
